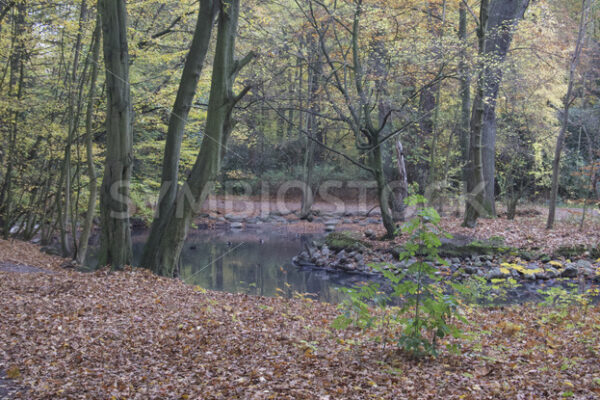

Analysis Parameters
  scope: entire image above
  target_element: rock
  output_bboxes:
[545,267,559,279]
[485,267,507,280]
[451,258,461,264]
[325,232,371,252]
[576,259,593,270]
[335,250,347,263]
[364,229,376,239]
[464,266,478,275]
[325,224,336,232]
[41,246,61,256]
[230,222,243,229]
[510,269,520,279]
[436,234,513,258]
[321,245,330,258]
[560,264,578,278]
[225,214,245,222]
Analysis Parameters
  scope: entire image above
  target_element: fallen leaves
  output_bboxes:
[1,239,600,399]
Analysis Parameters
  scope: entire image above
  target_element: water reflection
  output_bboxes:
[130,228,374,303]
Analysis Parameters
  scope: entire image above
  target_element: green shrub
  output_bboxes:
[333,195,467,358]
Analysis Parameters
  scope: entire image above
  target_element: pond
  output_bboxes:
[83,225,598,305]
[127,226,378,303]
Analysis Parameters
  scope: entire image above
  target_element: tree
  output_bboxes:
[547,0,591,229]
[464,0,530,226]
[142,0,218,270]
[98,0,134,268]
[142,0,254,276]
[76,13,102,265]
[480,0,530,216]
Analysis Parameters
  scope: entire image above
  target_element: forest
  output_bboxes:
[1,0,600,398]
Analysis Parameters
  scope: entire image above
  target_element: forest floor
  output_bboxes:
[2,239,600,399]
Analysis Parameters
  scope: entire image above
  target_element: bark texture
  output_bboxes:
[98,0,133,268]
[480,0,530,216]
[143,0,252,276]
[142,0,218,269]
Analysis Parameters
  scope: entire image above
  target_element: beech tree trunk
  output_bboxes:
[463,0,489,228]
[143,0,253,276]
[142,0,218,269]
[480,0,530,216]
[98,0,133,268]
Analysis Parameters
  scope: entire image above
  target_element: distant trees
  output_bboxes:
[296,0,448,237]
[0,0,597,271]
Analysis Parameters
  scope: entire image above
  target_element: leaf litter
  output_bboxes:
[1,239,600,399]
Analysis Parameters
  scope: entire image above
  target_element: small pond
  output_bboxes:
[128,227,378,303]
[82,225,598,305]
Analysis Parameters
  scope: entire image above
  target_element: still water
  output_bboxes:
[129,227,374,303]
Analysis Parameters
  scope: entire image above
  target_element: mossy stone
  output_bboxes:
[325,232,371,252]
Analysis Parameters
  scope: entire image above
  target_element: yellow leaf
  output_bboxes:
[500,267,510,275]
[549,260,563,268]
[564,380,574,388]
[193,285,207,294]
[6,366,20,379]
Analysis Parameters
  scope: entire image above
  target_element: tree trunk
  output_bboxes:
[143,0,252,276]
[458,3,471,186]
[463,0,489,228]
[98,0,133,268]
[142,0,218,269]
[61,0,88,257]
[372,142,396,237]
[0,0,25,239]
[480,0,530,216]
[76,14,101,265]
[394,139,409,221]
[547,0,589,229]
[300,38,321,219]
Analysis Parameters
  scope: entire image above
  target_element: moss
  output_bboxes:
[553,244,587,258]
[437,240,514,258]
[325,232,371,252]
[517,250,541,261]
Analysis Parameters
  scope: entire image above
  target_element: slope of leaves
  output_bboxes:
[1,239,600,399]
